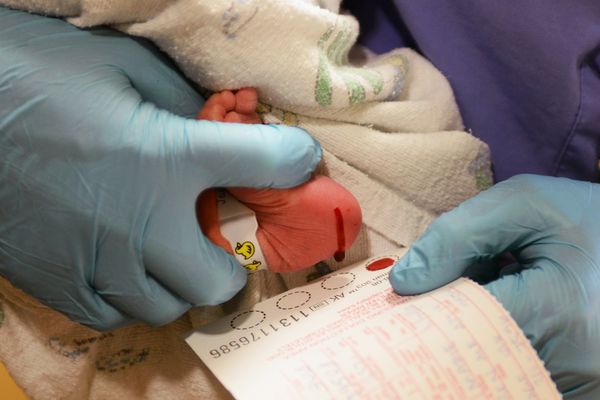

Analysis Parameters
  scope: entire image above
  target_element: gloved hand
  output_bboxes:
[390,174,600,399]
[0,8,321,331]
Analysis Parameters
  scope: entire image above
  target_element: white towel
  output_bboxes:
[0,1,492,398]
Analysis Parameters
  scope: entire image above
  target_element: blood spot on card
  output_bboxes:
[366,257,395,271]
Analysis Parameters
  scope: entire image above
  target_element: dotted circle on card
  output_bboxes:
[230,310,266,330]
[276,291,312,310]
[320,272,356,290]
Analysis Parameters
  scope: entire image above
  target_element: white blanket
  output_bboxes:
[0,1,492,399]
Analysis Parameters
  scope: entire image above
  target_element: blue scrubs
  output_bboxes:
[345,0,600,182]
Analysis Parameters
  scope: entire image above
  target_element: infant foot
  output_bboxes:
[196,88,362,272]
[197,175,362,272]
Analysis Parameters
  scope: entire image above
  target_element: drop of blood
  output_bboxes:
[334,251,345,262]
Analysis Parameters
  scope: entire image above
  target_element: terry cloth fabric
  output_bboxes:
[0,1,492,399]
[0,272,287,400]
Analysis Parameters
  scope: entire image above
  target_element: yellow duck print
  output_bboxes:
[243,260,262,271]
[235,241,255,260]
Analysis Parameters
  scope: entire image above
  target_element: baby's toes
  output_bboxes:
[224,111,244,123]
[223,109,261,124]
[206,90,236,111]
[218,90,237,111]
[235,87,258,115]
[197,103,228,121]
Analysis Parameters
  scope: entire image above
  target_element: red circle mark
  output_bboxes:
[366,257,395,271]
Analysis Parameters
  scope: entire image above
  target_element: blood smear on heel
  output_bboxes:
[334,207,345,262]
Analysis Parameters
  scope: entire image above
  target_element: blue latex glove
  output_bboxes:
[390,174,600,399]
[0,9,321,331]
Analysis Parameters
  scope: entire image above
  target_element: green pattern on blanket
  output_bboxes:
[315,19,407,106]
[468,147,493,190]
[327,26,349,63]
[316,20,368,106]
[341,73,366,104]
[352,68,384,95]
[315,25,335,106]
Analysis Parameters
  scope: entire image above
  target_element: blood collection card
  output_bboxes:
[186,253,560,399]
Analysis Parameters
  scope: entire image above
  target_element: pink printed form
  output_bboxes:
[186,253,560,399]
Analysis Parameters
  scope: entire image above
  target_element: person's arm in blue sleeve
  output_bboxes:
[345,0,600,183]
[390,175,600,399]
[0,8,322,331]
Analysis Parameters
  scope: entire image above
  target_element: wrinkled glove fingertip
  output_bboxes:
[389,260,427,295]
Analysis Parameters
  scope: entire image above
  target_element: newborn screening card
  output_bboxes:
[186,253,560,399]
